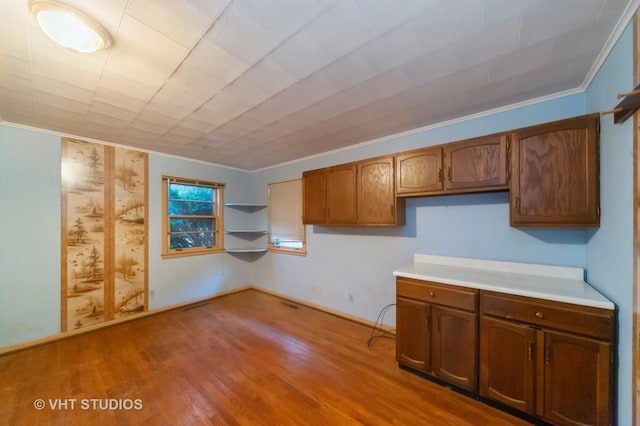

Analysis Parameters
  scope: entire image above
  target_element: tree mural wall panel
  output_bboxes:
[61,138,148,331]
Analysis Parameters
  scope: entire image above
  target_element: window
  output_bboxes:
[161,176,224,258]
[268,179,306,255]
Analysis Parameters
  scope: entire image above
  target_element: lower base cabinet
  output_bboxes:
[397,281,615,426]
[396,278,478,393]
[479,291,614,426]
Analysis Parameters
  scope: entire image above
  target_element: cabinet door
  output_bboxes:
[444,134,508,193]
[302,168,327,224]
[510,114,599,227]
[543,331,611,426]
[358,156,400,225]
[480,316,536,414]
[396,147,443,195]
[326,163,357,224]
[396,297,430,373]
[432,305,477,392]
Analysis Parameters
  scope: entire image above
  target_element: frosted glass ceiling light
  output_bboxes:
[29,0,112,53]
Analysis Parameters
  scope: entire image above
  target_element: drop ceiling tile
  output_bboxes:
[317,51,375,92]
[240,58,298,97]
[520,0,604,47]
[175,117,218,134]
[103,15,190,88]
[89,101,139,122]
[86,110,131,129]
[289,73,339,104]
[547,21,611,64]
[247,88,313,124]
[353,0,438,35]
[202,79,270,121]
[515,52,595,95]
[135,109,181,130]
[34,91,91,114]
[411,0,483,54]
[185,38,249,84]
[455,17,520,70]
[126,0,230,48]
[168,62,226,98]
[358,23,424,74]
[33,76,95,104]
[205,1,278,66]
[237,0,321,43]
[93,87,148,112]
[487,40,553,83]
[402,47,460,86]
[306,0,377,58]
[269,29,335,80]
[97,72,159,102]
[164,125,205,140]
[355,68,412,101]
[0,2,30,59]
[30,55,102,92]
[482,0,525,28]
[145,83,209,118]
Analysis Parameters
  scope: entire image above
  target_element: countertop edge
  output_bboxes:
[393,268,615,311]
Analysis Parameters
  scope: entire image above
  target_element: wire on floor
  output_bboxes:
[367,303,396,347]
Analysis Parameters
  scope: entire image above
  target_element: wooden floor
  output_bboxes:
[0,289,531,425]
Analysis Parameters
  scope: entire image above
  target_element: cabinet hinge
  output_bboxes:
[597,206,601,217]
[514,196,520,212]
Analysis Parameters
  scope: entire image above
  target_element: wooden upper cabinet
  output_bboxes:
[358,156,405,226]
[326,163,357,224]
[444,134,508,193]
[396,147,443,195]
[302,168,327,224]
[510,114,600,227]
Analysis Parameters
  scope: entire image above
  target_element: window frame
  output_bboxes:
[267,179,306,256]
[161,175,225,258]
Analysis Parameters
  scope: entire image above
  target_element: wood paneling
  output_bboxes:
[0,290,528,425]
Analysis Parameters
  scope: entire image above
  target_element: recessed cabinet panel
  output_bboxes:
[302,168,327,224]
[511,114,599,227]
[432,305,478,392]
[358,156,404,225]
[396,147,443,195]
[543,331,611,426]
[444,134,508,192]
[396,296,430,372]
[327,163,357,224]
[479,315,536,414]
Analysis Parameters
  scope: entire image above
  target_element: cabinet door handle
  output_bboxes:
[545,345,550,364]
[535,311,544,319]
[528,341,533,362]
[429,291,435,298]
[437,168,443,182]
[447,167,452,181]
[514,196,520,212]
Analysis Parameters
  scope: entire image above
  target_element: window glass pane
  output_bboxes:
[168,200,213,216]
[170,231,215,249]
[169,184,214,202]
[169,218,214,233]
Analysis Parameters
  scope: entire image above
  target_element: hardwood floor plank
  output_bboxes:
[0,289,531,425]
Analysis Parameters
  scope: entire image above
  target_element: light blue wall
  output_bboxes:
[251,94,588,324]
[0,125,255,347]
[0,126,61,346]
[585,23,634,425]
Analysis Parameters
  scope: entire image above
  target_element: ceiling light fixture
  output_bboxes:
[28,0,112,53]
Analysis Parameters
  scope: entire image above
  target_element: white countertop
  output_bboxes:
[393,254,614,310]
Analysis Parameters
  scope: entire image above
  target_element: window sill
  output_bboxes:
[161,248,224,259]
